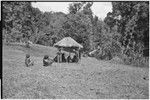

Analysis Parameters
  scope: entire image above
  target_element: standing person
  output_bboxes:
[25,54,34,67]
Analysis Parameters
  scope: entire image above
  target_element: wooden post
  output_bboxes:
[60,52,62,63]
[69,52,71,63]
[59,47,62,63]
[58,55,60,63]
[77,50,79,62]
[57,48,60,63]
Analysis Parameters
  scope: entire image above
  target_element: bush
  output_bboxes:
[119,52,149,67]
[131,57,149,67]
[95,48,113,60]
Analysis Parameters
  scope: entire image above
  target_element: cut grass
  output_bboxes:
[3,43,149,99]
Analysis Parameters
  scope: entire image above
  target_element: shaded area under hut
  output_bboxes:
[53,37,83,63]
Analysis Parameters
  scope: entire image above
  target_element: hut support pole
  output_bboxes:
[78,48,80,62]
[60,54,62,63]
[57,55,59,63]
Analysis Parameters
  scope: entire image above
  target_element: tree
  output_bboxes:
[104,1,149,57]
[61,13,92,51]
[82,2,96,50]
[68,2,86,14]
[2,2,34,42]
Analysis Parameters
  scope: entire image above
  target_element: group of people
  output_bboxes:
[53,52,79,63]
[53,48,81,63]
[25,49,81,67]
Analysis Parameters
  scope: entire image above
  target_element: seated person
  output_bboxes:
[56,49,62,63]
[43,55,54,66]
[25,54,34,67]
[72,54,78,63]
[67,55,72,63]
[62,53,66,62]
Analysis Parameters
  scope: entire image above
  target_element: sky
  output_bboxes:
[31,2,112,20]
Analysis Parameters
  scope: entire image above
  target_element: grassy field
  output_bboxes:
[2,43,149,99]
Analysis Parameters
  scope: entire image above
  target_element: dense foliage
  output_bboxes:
[104,1,149,66]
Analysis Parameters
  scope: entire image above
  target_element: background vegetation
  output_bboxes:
[2,1,149,67]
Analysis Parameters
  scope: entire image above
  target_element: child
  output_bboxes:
[25,54,34,67]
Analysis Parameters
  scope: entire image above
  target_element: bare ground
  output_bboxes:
[2,43,149,99]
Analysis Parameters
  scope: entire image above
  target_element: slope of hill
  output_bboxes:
[2,43,149,99]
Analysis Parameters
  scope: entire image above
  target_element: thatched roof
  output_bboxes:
[54,37,83,48]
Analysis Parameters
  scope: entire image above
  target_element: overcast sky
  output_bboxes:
[31,2,112,20]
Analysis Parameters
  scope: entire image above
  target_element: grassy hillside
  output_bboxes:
[3,43,149,99]
[3,43,58,57]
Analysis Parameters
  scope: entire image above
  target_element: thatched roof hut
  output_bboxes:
[54,37,83,49]
[54,37,83,63]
